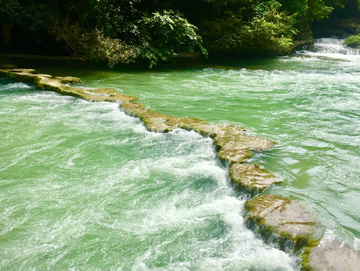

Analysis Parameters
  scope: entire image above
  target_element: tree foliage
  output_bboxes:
[0,0,205,66]
[0,0,354,65]
[345,33,360,47]
[199,0,296,55]
[135,11,207,67]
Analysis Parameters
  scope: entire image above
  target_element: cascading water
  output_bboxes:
[298,37,360,58]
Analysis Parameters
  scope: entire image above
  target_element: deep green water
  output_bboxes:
[1,39,360,270]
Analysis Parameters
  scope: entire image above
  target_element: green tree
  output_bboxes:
[134,11,207,67]
[198,0,296,56]
[0,0,206,66]
[345,33,360,47]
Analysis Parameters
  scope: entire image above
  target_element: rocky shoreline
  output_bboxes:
[1,68,359,270]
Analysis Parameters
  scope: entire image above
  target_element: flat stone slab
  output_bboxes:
[229,163,282,195]
[244,194,319,250]
[303,239,360,271]
[0,69,138,103]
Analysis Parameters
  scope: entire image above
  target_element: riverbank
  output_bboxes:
[1,39,313,70]
[2,67,359,270]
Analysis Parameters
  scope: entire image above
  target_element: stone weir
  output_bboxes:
[1,68,359,270]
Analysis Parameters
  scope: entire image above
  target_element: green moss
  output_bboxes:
[301,239,322,270]
[244,195,319,252]
[345,34,360,48]
[229,163,282,196]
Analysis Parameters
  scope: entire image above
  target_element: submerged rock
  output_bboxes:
[244,194,319,250]
[302,239,360,271]
[229,163,281,195]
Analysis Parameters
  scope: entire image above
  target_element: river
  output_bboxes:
[0,38,359,270]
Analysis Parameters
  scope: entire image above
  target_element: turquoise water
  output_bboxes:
[74,39,360,247]
[72,39,360,247]
[1,38,360,269]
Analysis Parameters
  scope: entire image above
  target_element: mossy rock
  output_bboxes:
[121,102,178,132]
[55,76,82,84]
[244,194,319,251]
[229,163,282,196]
[214,132,274,163]
[74,87,138,102]
[121,100,274,163]
[0,68,137,103]
[0,68,37,83]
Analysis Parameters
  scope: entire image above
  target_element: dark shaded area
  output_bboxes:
[1,26,68,55]
[0,0,359,65]
[312,0,360,38]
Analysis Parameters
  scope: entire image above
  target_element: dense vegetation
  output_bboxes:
[345,33,360,47]
[0,0,359,66]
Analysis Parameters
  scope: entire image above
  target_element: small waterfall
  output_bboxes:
[298,38,360,57]
[312,38,359,55]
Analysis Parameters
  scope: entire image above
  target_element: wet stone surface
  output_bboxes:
[0,69,138,103]
[229,163,282,195]
[303,239,360,271]
[244,194,319,250]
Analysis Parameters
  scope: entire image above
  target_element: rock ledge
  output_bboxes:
[244,194,319,250]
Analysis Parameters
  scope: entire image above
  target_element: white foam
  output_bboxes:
[0,82,32,91]
[297,38,360,61]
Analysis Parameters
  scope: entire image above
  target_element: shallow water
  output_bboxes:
[1,38,360,269]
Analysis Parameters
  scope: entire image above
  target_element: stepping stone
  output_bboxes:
[244,194,319,250]
[303,239,360,271]
[229,163,282,195]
